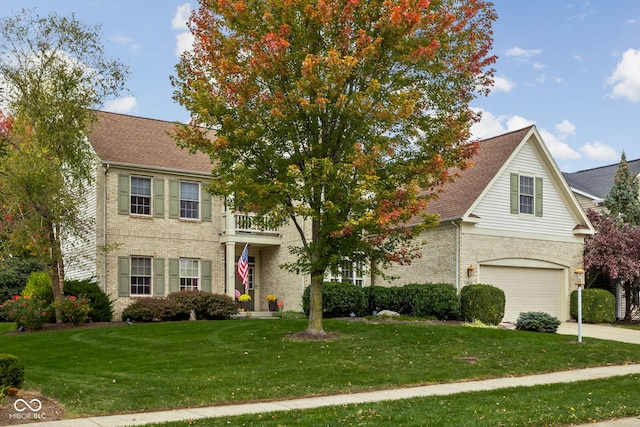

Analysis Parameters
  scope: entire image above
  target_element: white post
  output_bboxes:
[577,284,582,343]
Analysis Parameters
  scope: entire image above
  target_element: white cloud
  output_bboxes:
[172,4,192,30]
[109,34,141,55]
[538,129,581,160]
[608,48,640,102]
[471,109,581,161]
[581,141,620,162]
[533,61,546,70]
[492,76,515,93]
[105,96,138,114]
[172,4,194,57]
[505,47,542,57]
[555,119,575,135]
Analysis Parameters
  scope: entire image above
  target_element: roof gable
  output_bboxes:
[424,126,532,221]
[88,111,213,175]
[423,125,593,234]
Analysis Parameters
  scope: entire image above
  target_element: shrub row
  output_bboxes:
[0,275,113,327]
[121,290,237,322]
[303,282,462,320]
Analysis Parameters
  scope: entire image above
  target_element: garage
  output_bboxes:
[479,265,564,323]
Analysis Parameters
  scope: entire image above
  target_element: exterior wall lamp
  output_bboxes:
[467,264,475,277]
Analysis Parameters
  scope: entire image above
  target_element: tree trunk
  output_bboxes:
[306,273,324,334]
[49,224,65,323]
[624,282,633,322]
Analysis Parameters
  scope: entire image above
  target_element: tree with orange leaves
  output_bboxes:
[172,0,497,335]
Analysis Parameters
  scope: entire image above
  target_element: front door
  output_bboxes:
[235,257,255,310]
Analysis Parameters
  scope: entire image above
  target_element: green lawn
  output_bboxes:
[1,319,639,421]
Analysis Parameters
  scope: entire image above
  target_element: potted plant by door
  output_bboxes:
[238,293,251,311]
[266,295,278,311]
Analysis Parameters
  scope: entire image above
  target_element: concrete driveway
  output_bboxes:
[557,322,640,344]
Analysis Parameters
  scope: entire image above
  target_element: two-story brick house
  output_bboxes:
[68,112,592,322]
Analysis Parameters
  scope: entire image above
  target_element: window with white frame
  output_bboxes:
[180,181,200,219]
[328,261,364,286]
[131,256,152,295]
[519,175,535,215]
[130,176,151,215]
[180,258,200,291]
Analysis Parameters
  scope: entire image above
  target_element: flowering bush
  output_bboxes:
[238,293,251,302]
[0,295,52,330]
[52,295,91,325]
[265,295,277,302]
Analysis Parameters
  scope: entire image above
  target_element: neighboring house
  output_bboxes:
[563,159,640,213]
[66,112,592,322]
[563,159,640,319]
[379,126,593,322]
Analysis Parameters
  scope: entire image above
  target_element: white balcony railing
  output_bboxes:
[222,212,280,236]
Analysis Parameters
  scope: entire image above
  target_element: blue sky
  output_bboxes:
[2,1,640,172]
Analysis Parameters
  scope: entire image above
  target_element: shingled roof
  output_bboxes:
[423,126,534,222]
[563,158,640,200]
[89,110,213,175]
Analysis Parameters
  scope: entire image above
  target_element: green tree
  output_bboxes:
[604,152,640,227]
[172,0,496,334]
[0,9,129,321]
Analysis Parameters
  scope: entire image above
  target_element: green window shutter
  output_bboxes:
[201,187,212,222]
[153,258,165,296]
[510,173,519,214]
[535,177,543,217]
[169,258,179,293]
[118,174,130,215]
[153,178,165,218]
[118,256,130,297]
[169,180,179,219]
[201,260,212,292]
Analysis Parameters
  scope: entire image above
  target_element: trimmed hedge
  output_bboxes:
[570,288,616,324]
[396,283,460,319]
[122,291,237,322]
[303,282,460,320]
[302,282,367,318]
[0,354,24,389]
[516,311,561,333]
[460,284,505,325]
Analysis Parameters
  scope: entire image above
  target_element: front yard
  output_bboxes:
[1,318,639,425]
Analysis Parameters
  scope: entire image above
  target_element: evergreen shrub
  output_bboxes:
[64,279,114,322]
[0,354,24,389]
[570,288,616,324]
[460,284,505,325]
[516,311,561,333]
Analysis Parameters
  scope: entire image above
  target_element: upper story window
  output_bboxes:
[180,181,200,219]
[130,176,151,215]
[180,258,199,291]
[510,173,543,217]
[519,175,534,215]
[130,256,152,295]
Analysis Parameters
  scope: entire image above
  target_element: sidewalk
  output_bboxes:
[21,324,640,427]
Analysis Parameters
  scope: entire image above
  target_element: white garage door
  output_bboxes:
[479,265,563,323]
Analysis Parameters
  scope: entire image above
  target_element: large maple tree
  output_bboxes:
[172,0,497,334]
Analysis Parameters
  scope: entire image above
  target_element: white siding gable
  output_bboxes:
[470,136,578,238]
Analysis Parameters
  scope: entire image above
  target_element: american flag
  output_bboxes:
[237,244,249,291]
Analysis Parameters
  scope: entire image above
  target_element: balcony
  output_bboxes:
[221,212,281,244]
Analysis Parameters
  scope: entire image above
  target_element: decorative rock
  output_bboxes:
[376,310,400,317]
